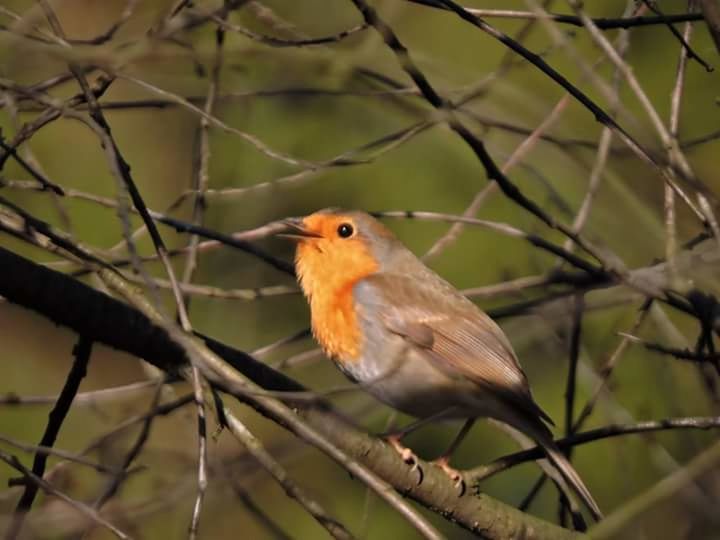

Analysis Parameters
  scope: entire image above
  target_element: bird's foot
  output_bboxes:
[433,456,466,496]
[386,435,424,485]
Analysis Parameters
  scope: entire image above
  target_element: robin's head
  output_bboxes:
[280,209,401,299]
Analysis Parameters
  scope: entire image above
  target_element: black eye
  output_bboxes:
[337,223,354,238]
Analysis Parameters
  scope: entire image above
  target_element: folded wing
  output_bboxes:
[355,273,553,426]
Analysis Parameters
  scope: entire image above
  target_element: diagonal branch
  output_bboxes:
[5,335,92,540]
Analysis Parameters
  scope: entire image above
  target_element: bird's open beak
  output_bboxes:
[277,218,323,241]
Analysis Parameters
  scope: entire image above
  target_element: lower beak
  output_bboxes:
[278,218,323,241]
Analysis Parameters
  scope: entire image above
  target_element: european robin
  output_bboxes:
[281,208,602,522]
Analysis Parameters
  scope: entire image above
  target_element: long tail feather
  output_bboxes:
[491,393,603,521]
[539,434,603,521]
[499,412,603,522]
[491,417,601,526]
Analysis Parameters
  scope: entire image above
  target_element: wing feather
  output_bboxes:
[356,273,553,425]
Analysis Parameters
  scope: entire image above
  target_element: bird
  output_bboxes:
[280,208,602,522]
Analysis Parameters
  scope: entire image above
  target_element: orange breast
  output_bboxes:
[295,234,379,362]
[310,281,363,360]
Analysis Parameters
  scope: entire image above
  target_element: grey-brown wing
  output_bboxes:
[357,273,553,425]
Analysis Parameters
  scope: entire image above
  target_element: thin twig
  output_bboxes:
[620,332,720,365]
[222,405,356,540]
[377,210,605,277]
[206,12,367,47]
[188,367,208,540]
[589,440,720,538]
[0,434,134,476]
[0,450,130,540]
[573,299,654,430]
[641,0,712,71]
[699,0,720,53]
[564,294,584,439]
[666,4,697,287]
[417,0,711,228]
[229,484,293,540]
[424,93,573,262]
[116,73,357,169]
[90,382,165,511]
[0,137,64,194]
[406,2,703,29]
[468,416,720,484]
[0,379,160,406]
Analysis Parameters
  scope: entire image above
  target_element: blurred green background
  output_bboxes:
[1,0,720,538]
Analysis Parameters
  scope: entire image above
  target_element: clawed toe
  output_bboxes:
[410,461,424,485]
[386,436,424,485]
[398,446,415,465]
[453,476,467,496]
[434,457,466,497]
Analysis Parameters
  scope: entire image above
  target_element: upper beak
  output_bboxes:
[277,218,323,241]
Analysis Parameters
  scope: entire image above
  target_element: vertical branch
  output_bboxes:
[181,6,226,294]
[188,366,208,540]
[181,11,227,537]
[665,2,720,408]
[666,2,696,286]
[565,294,585,440]
[5,335,92,540]
[559,293,584,525]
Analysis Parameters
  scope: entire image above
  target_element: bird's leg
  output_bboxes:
[381,414,436,439]
[386,434,424,485]
[386,434,420,468]
[382,415,440,486]
[432,418,475,496]
[382,411,456,486]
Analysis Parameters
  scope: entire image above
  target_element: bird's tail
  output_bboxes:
[535,429,603,522]
[497,410,603,523]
